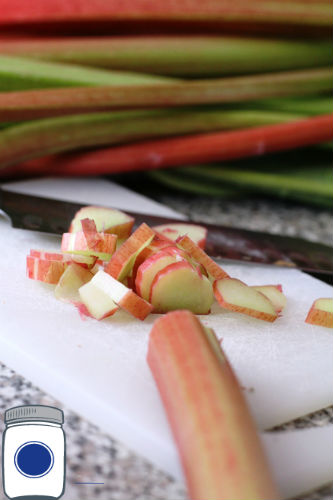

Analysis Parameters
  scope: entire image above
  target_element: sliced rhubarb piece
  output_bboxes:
[79,281,119,321]
[177,234,229,280]
[29,248,96,268]
[54,262,93,303]
[69,205,134,241]
[305,298,333,328]
[147,310,278,500]
[153,222,207,249]
[214,277,278,322]
[105,223,155,281]
[135,249,186,301]
[130,237,176,284]
[26,255,67,284]
[80,217,102,250]
[61,231,117,261]
[252,284,286,312]
[80,270,153,320]
[149,260,213,314]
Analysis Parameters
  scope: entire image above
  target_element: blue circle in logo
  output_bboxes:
[14,441,54,478]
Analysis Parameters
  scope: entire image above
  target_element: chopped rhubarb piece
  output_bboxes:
[80,270,153,320]
[80,217,102,250]
[26,255,67,284]
[61,231,117,261]
[135,248,186,300]
[105,223,155,281]
[149,260,213,314]
[79,281,119,321]
[154,222,207,249]
[147,310,278,500]
[305,298,333,328]
[69,205,134,241]
[252,284,286,313]
[214,277,278,322]
[55,262,93,303]
[131,236,178,281]
[176,234,229,280]
[29,248,96,268]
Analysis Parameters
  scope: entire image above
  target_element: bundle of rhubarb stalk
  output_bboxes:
[0,0,332,207]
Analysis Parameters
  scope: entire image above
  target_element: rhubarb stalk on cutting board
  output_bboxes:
[147,310,280,500]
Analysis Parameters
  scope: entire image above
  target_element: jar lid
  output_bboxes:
[4,405,64,425]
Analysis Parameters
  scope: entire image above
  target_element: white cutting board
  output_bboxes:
[0,178,332,498]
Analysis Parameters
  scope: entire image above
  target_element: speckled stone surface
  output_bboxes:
[0,190,332,500]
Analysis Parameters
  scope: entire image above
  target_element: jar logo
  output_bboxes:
[2,405,66,499]
[14,441,54,478]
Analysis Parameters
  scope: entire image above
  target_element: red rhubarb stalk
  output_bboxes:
[0,108,306,169]
[11,114,333,177]
[0,0,330,37]
[0,68,330,121]
[147,310,279,500]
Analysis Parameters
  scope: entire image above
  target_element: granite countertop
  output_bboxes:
[0,191,332,500]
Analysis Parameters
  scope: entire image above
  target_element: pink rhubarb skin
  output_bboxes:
[176,234,229,280]
[105,223,155,281]
[147,310,279,500]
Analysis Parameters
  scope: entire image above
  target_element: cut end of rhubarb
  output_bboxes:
[252,284,286,313]
[80,270,153,320]
[305,297,333,328]
[149,260,214,314]
[214,277,278,322]
[55,262,93,303]
[153,223,207,249]
[105,223,155,282]
[69,205,134,240]
[176,234,229,280]
[61,231,117,261]
[26,255,67,284]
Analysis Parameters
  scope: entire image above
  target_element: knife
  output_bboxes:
[0,187,331,281]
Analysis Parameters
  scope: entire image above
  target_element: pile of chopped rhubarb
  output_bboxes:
[26,206,333,328]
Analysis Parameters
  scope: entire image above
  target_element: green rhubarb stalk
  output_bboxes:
[0,54,172,92]
[0,36,331,77]
[0,108,303,169]
[165,164,333,207]
[0,67,331,121]
[147,169,240,198]
[148,167,332,208]
[254,96,333,116]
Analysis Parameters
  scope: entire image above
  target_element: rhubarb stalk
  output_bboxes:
[10,114,332,177]
[0,54,171,92]
[0,109,304,169]
[0,68,331,121]
[147,310,279,500]
[0,0,330,37]
[0,36,330,76]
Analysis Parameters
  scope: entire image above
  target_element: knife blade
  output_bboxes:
[0,187,331,279]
